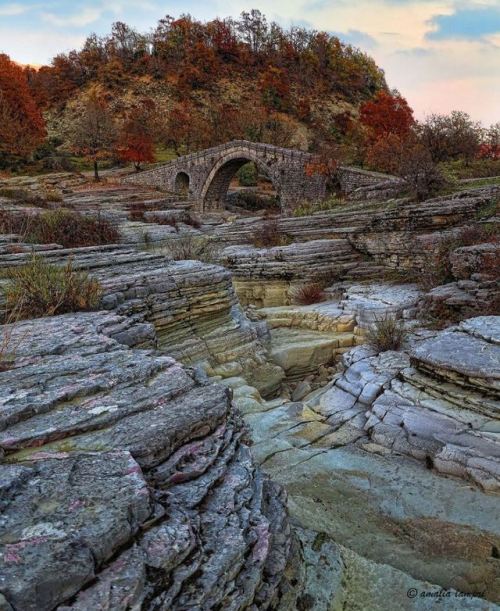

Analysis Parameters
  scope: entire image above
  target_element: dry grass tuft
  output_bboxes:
[366,316,407,352]
[290,283,325,305]
[0,209,119,248]
[164,235,219,263]
[253,218,292,248]
[4,255,102,321]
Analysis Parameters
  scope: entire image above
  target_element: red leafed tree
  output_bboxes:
[117,99,156,171]
[0,54,46,161]
[360,91,415,142]
[259,66,290,111]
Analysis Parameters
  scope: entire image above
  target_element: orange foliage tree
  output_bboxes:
[360,90,415,142]
[360,90,416,173]
[117,99,156,171]
[0,54,46,163]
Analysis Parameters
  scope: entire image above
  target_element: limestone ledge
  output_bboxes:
[0,248,282,389]
[308,316,500,492]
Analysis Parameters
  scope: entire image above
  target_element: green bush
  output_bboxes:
[3,256,102,321]
[237,162,258,186]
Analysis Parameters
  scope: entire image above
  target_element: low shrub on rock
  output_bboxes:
[128,202,148,221]
[4,255,102,320]
[0,208,119,248]
[164,235,218,262]
[291,283,325,305]
[253,218,292,247]
[366,316,406,352]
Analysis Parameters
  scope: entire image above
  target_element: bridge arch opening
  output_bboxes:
[175,172,190,196]
[201,155,279,214]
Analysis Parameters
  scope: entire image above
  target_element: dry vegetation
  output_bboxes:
[366,316,407,352]
[253,218,292,248]
[290,283,325,305]
[3,255,102,320]
[0,208,119,248]
[163,235,219,262]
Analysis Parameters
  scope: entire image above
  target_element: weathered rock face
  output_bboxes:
[417,240,499,322]
[0,248,283,393]
[241,320,500,603]
[215,185,499,308]
[220,239,366,307]
[0,312,298,610]
[305,316,500,491]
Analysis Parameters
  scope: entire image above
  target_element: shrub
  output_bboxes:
[0,307,22,371]
[42,189,63,202]
[292,197,344,217]
[366,316,406,352]
[0,187,32,200]
[1,208,120,248]
[237,162,258,186]
[184,214,201,229]
[0,209,34,236]
[231,190,279,212]
[290,283,325,305]
[253,218,292,247]
[148,214,178,230]
[3,255,102,321]
[164,235,219,262]
[128,202,148,221]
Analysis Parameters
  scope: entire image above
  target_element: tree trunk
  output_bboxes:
[93,160,100,181]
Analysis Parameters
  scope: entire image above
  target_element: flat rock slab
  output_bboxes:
[411,318,500,396]
[0,451,153,611]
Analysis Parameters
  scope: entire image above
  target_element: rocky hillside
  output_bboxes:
[25,11,386,157]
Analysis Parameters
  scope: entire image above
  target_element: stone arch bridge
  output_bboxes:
[124,140,326,212]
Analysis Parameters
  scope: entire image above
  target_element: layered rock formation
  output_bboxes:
[0,248,283,395]
[0,312,301,610]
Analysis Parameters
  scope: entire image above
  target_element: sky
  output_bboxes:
[0,0,499,125]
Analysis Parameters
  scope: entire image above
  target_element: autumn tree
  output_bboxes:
[164,101,212,154]
[260,66,290,111]
[418,111,482,164]
[398,140,446,201]
[479,122,500,160]
[363,133,402,174]
[67,86,117,180]
[0,54,46,165]
[117,98,157,171]
[360,90,415,142]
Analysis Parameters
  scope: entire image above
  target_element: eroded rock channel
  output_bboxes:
[0,176,499,610]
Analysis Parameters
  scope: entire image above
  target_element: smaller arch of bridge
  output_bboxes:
[174,171,190,196]
[199,149,280,212]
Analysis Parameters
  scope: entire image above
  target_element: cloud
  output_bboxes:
[0,3,29,16]
[395,46,433,56]
[427,5,500,40]
[332,29,377,49]
[41,7,104,28]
